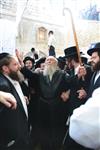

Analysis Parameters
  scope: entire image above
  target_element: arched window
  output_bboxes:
[37,27,47,42]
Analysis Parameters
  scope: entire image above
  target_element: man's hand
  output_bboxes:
[15,49,24,67]
[77,88,87,99]
[77,66,87,79]
[61,90,70,102]
[0,91,17,109]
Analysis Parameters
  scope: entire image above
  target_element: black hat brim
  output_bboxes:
[23,57,35,64]
[87,48,100,56]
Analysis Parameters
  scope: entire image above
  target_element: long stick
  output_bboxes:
[64,8,82,65]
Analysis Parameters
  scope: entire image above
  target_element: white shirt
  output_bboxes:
[5,75,28,118]
[75,65,80,75]
[69,88,100,150]
[48,34,56,47]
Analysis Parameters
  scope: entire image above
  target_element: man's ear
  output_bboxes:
[2,65,9,73]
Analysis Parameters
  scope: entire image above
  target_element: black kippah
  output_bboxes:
[0,52,10,60]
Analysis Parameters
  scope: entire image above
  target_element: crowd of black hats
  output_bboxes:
[23,55,46,69]
[0,42,100,68]
[63,42,100,64]
[35,57,46,68]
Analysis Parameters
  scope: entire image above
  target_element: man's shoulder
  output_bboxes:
[0,74,7,81]
[0,74,11,88]
[57,69,69,77]
[54,70,69,80]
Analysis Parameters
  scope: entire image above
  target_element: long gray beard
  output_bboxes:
[43,65,58,81]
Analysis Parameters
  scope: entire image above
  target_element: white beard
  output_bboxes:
[43,64,58,81]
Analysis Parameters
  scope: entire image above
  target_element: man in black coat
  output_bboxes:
[0,53,31,150]
[63,46,93,150]
[69,42,100,150]
[87,42,100,98]
[64,46,92,116]
[21,56,71,150]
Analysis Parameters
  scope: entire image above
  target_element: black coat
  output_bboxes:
[67,66,93,115]
[0,74,30,150]
[87,72,100,98]
[63,66,94,150]
[21,68,70,150]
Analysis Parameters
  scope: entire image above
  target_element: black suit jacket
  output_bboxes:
[88,72,100,98]
[0,74,30,150]
[67,65,93,115]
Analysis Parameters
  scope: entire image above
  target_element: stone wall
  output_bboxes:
[16,18,100,57]
[1,13,100,57]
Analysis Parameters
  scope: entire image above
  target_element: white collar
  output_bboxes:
[75,65,80,75]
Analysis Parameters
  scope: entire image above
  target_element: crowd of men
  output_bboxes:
[0,42,100,150]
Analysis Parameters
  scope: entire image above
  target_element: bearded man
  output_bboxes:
[87,42,100,98]
[21,56,70,150]
[69,42,100,150]
[0,53,31,150]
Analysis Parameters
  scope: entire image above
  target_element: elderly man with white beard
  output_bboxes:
[20,56,71,150]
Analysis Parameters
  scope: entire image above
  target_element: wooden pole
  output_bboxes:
[64,8,82,65]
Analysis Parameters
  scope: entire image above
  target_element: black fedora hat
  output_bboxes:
[87,42,100,56]
[35,57,46,68]
[57,56,66,63]
[64,46,78,58]
[23,56,35,64]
